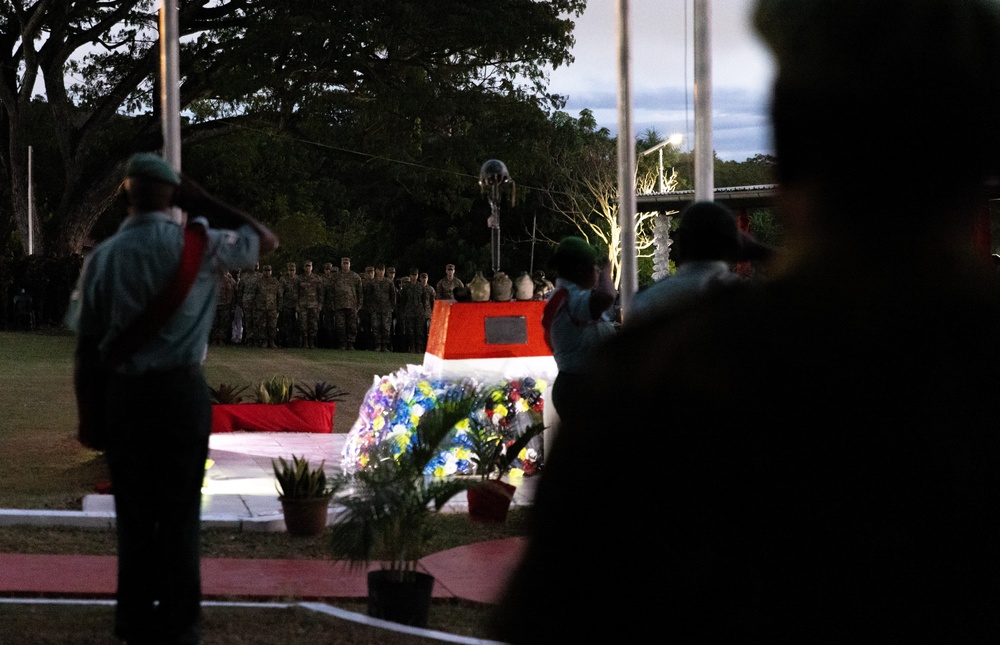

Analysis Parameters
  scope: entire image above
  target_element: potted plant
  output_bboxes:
[294,380,348,402]
[255,375,295,404]
[465,418,545,523]
[328,385,481,627]
[211,376,344,433]
[272,454,335,537]
[208,382,249,404]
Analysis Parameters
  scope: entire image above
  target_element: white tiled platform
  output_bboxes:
[0,432,538,531]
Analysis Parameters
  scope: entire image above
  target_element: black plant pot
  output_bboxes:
[367,570,435,627]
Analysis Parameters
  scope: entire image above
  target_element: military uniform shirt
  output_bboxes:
[76,212,260,374]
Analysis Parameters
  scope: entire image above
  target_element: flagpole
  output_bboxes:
[694,0,714,201]
[159,0,182,223]
[616,0,638,317]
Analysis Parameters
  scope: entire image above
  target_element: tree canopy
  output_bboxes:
[1,0,584,257]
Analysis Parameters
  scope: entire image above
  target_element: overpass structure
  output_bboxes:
[637,184,997,259]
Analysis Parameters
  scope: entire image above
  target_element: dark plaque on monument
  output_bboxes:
[484,316,528,345]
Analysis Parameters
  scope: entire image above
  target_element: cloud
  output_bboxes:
[547,0,775,161]
[557,86,773,162]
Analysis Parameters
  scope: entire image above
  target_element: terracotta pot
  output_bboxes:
[279,496,331,537]
[467,480,517,523]
[367,570,435,627]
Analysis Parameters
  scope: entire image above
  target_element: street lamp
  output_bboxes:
[639,133,684,193]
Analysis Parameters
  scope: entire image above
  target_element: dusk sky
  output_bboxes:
[546,0,776,161]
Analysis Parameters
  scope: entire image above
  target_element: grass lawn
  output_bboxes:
[0,330,525,642]
[0,602,495,644]
[0,329,422,509]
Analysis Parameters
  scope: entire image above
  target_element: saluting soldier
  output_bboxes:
[296,260,323,348]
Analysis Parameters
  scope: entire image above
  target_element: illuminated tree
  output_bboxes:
[545,114,679,288]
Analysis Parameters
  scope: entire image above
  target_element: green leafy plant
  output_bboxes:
[208,383,249,405]
[328,385,482,581]
[272,455,335,500]
[294,381,349,402]
[254,375,294,404]
[467,421,546,481]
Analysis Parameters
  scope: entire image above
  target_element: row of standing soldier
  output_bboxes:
[211,259,557,352]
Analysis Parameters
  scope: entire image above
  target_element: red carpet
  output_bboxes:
[0,537,525,604]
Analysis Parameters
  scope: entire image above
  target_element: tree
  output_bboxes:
[544,111,678,288]
[1,0,584,256]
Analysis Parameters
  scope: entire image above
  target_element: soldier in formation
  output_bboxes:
[296,260,323,348]
[319,262,339,347]
[277,262,299,347]
[211,269,237,345]
[435,263,464,300]
[250,264,280,347]
[363,264,396,352]
[357,265,376,349]
[419,272,435,351]
[332,256,363,349]
[400,268,429,353]
[237,263,260,345]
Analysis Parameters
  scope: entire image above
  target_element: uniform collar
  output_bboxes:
[118,210,177,232]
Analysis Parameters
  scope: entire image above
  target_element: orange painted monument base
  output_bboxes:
[423,300,557,379]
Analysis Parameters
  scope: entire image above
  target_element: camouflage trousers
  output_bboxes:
[241,306,256,344]
[334,309,358,347]
[370,311,392,349]
[211,305,233,344]
[250,309,278,346]
[299,308,319,346]
[278,308,299,347]
[402,315,424,353]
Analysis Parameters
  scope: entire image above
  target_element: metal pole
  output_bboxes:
[694,0,714,201]
[616,0,638,316]
[160,0,182,223]
[490,192,501,274]
[27,146,33,255]
[530,213,537,275]
[657,148,664,193]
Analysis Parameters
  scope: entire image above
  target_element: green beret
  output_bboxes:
[554,236,598,264]
[124,153,180,186]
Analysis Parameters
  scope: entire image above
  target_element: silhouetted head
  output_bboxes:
[755,0,1000,224]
